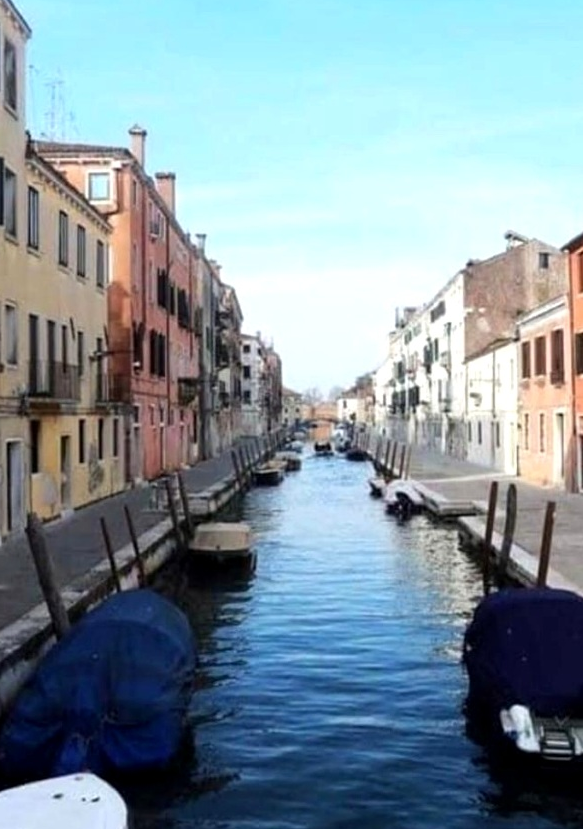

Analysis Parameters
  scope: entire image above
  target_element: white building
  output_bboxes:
[240,334,266,437]
[465,339,518,473]
[282,388,302,429]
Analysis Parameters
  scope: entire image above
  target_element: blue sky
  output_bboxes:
[20,0,583,393]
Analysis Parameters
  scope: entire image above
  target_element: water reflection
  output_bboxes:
[127,455,583,829]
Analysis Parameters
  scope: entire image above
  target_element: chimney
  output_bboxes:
[129,124,147,167]
[155,172,176,214]
[196,233,207,255]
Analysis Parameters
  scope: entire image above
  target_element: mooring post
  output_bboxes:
[398,444,407,479]
[482,481,499,595]
[176,471,194,540]
[498,483,517,579]
[384,440,392,478]
[25,512,70,640]
[404,445,413,479]
[536,501,556,588]
[124,505,147,587]
[243,444,254,485]
[231,449,243,488]
[165,477,186,554]
[238,445,250,489]
[389,442,399,478]
[99,517,122,593]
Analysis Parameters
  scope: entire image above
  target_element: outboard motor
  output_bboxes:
[394,492,413,522]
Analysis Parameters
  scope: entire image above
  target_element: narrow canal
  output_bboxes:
[129,452,583,829]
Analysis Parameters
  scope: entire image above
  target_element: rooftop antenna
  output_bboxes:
[43,72,66,140]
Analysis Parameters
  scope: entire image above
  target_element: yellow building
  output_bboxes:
[0,0,32,535]
[0,0,126,536]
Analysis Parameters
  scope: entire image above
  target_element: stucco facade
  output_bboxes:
[517,296,573,489]
[36,129,200,483]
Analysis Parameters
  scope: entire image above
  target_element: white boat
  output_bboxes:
[0,773,128,828]
[368,477,386,498]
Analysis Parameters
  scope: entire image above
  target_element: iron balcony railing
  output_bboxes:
[96,373,131,404]
[28,360,81,401]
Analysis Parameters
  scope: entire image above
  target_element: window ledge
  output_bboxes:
[4,232,19,246]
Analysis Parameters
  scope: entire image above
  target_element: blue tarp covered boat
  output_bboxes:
[0,589,196,781]
[464,588,583,759]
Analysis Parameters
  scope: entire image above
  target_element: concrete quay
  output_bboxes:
[0,436,276,713]
[403,449,583,596]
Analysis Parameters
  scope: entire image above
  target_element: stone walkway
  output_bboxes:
[407,448,583,591]
[0,446,241,630]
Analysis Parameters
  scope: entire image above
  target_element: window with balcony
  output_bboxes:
[520,341,531,379]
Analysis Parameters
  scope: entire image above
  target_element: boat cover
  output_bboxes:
[0,590,196,780]
[464,588,583,718]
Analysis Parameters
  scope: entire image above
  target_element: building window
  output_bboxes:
[4,167,17,237]
[520,341,531,379]
[3,38,17,112]
[576,332,583,375]
[550,328,565,384]
[58,211,69,266]
[4,304,18,366]
[131,179,138,206]
[243,365,251,379]
[495,421,501,449]
[61,324,68,368]
[477,421,482,445]
[578,251,583,294]
[243,344,251,354]
[78,419,86,464]
[468,422,472,443]
[27,187,39,249]
[96,241,106,287]
[98,418,105,460]
[87,172,111,201]
[76,225,86,277]
[77,330,85,377]
[524,413,530,451]
[539,413,546,453]
[112,418,119,458]
[534,336,546,376]
[30,420,41,474]
[538,252,550,270]
[243,390,251,404]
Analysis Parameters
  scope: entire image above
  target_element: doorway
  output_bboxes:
[60,435,72,510]
[6,441,25,533]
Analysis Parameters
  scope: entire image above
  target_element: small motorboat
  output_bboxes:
[275,451,302,471]
[345,447,368,462]
[0,590,196,780]
[289,440,304,454]
[384,481,424,518]
[0,773,128,829]
[189,522,255,568]
[368,477,386,498]
[314,441,334,456]
[464,588,583,760]
[254,462,285,486]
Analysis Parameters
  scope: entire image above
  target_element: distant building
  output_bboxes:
[282,388,303,429]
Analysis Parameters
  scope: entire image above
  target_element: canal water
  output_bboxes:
[130,452,583,829]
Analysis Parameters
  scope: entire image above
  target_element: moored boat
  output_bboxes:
[314,441,334,456]
[0,773,128,829]
[368,477,386,498]
[345,447,368,462]
[254,462,285,485]
[384,481,424,517]
[0,590,196,781]
[464,587,583,761]
[189,522,254,568]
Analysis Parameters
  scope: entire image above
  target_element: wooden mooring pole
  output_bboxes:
[177,471,194,540]
[482,481,498,595]
[384,440,392,479]
[536,501,556,588]
[99,517,122,593]
[398,444,407,479]
[498,483,517,579]
[404,445,413,479]
[25,513,70,640]
[124,505,147,587]
[165,477,186,554]
[389,442,399,478]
